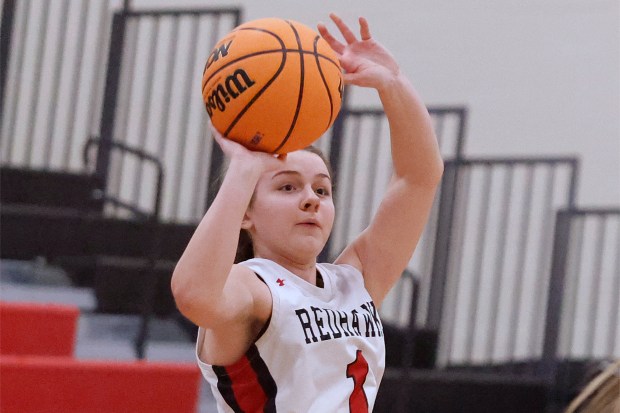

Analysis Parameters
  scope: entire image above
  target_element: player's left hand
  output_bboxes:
[318,13,401,91]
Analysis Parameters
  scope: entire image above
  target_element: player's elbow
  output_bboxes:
[171,269,225,328]
[424,156,444,187]
[170,269,203,321]
[171,283,208,327]
[170,272,192,315]
[432,157,444,184]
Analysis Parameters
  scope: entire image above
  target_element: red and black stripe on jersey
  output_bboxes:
[212,344,277,412]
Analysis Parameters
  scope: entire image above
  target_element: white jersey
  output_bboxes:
[196,258,386,413]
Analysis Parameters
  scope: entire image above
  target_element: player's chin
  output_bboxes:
[291,235,328,257]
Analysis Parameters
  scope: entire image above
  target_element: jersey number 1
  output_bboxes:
[346,349,369,413]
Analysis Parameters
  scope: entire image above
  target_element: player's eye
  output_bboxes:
[315,187,330,196]
[280,184,295,192]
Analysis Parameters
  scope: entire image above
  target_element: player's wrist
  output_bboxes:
[226,156,266,181]
[375,70,407,95]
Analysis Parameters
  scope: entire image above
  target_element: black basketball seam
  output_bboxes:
[202,21,341,152]
[202,50,282,92]
[202,27,289,94]
[272,21,305,153]
[313,35,336,130]
[202,49,339,93]
[222,28,289,139]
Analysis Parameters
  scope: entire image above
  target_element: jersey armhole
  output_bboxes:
[254,272,272,342]
[195,272,273,369]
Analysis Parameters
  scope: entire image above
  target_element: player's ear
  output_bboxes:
[241,211,253,230]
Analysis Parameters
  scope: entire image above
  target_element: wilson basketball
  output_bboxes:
[201,18,343,154]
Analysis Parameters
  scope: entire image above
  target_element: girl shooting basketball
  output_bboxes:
[171,13,443,412]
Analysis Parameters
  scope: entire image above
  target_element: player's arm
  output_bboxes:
[171,132,279,330]
[320,14,443,306]
[337,74,442,305]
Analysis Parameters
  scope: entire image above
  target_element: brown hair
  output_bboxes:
[234,145,333,263]
[564,359,620,413]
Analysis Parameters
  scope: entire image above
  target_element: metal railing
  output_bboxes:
[4,1,618,381]
[0,1,242,223]
[96,8,242,223]
[429,157,579,367]
[317,105,467,327]
[543,208,620,369]
[83,135,165,358]
[1,0,116,170]
[83,136,164,221]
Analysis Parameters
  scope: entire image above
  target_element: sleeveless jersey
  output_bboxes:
[196,258,386,413]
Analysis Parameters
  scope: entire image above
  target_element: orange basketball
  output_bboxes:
[201,18,343,154]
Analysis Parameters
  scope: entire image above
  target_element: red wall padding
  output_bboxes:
[0,301,79,356]
[0,356,202,413]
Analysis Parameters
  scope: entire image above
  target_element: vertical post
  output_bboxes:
[203,10,243,212]
[135,216,163,359]
[96,12,128,191]
[327,85,350,192]
[205,139,224,210]
[425,160,460,330]
[395,271,420,413]
[0,0,17,129]
[540,210,572,381]
[453,107,467,160]
[318,87,349,261]
[423,107,466,332]
[134,164,164,359]
[567,159,579,208]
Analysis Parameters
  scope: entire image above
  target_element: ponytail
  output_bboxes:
[235,229,254,263]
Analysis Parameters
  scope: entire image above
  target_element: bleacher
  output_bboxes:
[0,301,202,413]
[1,1,618,412]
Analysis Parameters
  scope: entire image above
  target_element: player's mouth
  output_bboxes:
[297,219,321,229]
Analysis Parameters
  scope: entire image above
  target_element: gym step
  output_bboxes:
[1,166,103,211]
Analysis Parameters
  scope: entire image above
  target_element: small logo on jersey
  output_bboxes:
[276,278,285,287]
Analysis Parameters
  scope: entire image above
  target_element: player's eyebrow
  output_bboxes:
[272,170,331,181]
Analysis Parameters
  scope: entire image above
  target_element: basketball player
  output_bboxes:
[171,13,443,412]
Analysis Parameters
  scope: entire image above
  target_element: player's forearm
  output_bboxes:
[379,74,444,186]
[171,159,259,303]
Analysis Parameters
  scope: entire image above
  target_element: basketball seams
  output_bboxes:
[224,44,288,138]
[313,35,337,131]
[272,21,305,153]
[235,24,340,67]
[202,50,339,96]
[202,26,289,140]
[202,23,339,99]
[202,50,284,96]
[202,27,288,94]
[203,18,342,153]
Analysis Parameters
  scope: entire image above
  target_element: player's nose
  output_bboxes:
[300,187,320,211]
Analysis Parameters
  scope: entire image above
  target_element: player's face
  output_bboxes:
[243,150,335,263]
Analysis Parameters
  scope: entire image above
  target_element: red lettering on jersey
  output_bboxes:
[276,278,285,286]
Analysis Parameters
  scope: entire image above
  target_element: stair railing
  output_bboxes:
[83,135,165,358]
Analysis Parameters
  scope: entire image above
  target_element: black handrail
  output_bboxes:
[83,135,165,359]
[83,136,164,221]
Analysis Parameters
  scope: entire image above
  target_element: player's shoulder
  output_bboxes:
[319,261,364,281]
[236,258,278,279]
[228,262,268,292]
[229,262,257,278]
